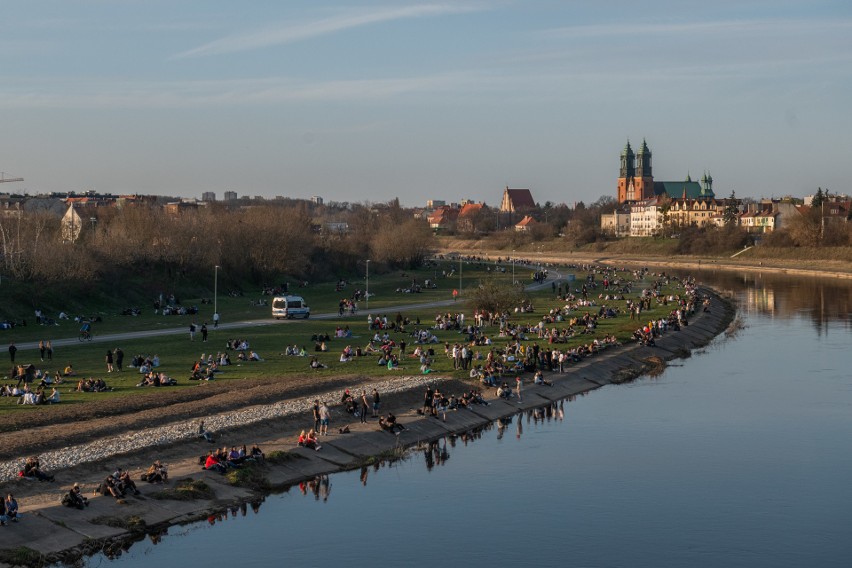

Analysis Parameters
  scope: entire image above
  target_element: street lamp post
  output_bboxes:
[214,265,220,317]
[366,260,370,311]
[458,255,462,298]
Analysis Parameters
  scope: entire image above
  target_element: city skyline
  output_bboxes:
[1,1,850,206]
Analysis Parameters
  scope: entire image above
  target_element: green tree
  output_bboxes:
[812,187,825,207]
[466,277,527,313]
[723,191,739,226]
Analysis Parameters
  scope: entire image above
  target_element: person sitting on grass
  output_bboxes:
[309,356,327,370]
[46,387,60,403]
[248,350,262,361]
[63,364,76,377]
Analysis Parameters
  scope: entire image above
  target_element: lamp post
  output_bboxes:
[458,255,462,298]
[512,249,515,286]
[366,260,370,311]
[214,265,220,317]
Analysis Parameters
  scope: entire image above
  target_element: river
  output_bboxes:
[85,270,852,568]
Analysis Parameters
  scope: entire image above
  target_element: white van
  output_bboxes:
[271,295,311,319]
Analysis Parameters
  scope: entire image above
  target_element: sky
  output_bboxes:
[1,0,851,207]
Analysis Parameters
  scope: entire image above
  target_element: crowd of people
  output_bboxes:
[203,445,265,474]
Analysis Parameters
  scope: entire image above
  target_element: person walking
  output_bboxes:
[189,322,197,341]
[515,376,523,403]
[46,340,53,361]
[114,347,124,372]
[38,340,46,362]
[201,323,208,342]
[212,311,220,329]
[105,350,114,373]
[318,402,330,436]
[359,390,369,424]
[8,343,16,363]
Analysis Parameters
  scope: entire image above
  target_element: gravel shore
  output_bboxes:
[0,374,439,482]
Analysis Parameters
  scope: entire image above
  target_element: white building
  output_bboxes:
[629,198,663,237]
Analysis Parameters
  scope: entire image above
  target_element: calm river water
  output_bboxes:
[87,270,852,568]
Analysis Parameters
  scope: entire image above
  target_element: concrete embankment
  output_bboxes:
[0,288,734,567]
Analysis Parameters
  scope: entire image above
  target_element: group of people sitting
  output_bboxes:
[286,344,309,356]
[136,371,177,387]
[236,350,262,362]
[141,460,169,484]
[378,413,404,434]
[420,386,488,419]
[76,378,110,392]
[496,382,515,399]
[297,429,322,450]
[2,383,60,404]
[19,456,55,481]
[225,339,251,351]
[61,483,89,510]
[96,467,140,503]
[130,354,160,370]
[203,445,265,473]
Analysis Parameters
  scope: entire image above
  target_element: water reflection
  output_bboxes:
[693,269,852,333]
[85,400,577,565]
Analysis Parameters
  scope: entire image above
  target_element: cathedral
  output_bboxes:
[617,140,715,204]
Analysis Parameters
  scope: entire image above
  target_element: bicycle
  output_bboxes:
[78,330,93,342]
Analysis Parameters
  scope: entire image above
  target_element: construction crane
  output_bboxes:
[0,172,24,183]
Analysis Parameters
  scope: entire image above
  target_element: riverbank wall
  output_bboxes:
[0,287,735,568]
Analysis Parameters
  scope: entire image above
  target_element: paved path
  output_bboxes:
[15,264,562,352]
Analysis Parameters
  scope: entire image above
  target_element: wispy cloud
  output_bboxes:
[0,72,494,109]
[173,3,485,59]
[540,18,852,39]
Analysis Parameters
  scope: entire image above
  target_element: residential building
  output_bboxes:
[629,198,664,237]
[515,215,538,232]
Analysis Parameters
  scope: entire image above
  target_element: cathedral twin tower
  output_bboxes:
[617,139,714,204]
[617,139,654,204]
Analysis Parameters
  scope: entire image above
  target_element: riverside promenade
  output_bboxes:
[0,288,733,567]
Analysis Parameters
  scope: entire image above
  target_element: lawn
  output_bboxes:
[1,260,688,416]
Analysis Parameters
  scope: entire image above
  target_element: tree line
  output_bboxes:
[0,200,435,293]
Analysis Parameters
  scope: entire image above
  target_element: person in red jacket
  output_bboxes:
[204,451,226,474]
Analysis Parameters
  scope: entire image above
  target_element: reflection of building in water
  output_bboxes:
[742,286,776,315]
[694,269,852,335]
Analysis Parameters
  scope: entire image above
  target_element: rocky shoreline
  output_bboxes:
[0,287,735,568]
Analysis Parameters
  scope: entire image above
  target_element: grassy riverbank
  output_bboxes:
[1,260,684,421]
